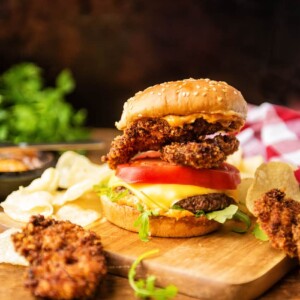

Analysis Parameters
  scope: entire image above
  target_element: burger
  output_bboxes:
[100,78,248,240]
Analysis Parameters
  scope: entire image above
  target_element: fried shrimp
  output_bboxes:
[103,117,237,169]
[12,215,107,300]
[254,189,300,258]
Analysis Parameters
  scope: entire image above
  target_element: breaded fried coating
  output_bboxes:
[161,135,239,169]
[254,189,300,258]
[103,117,238,169]
[12,215,107,300]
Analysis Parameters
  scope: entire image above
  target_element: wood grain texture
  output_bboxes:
[92,219,296,300]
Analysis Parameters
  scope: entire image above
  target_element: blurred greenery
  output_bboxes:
[0,62,89,143]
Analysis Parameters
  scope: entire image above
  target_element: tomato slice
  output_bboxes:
[116,158,241,190]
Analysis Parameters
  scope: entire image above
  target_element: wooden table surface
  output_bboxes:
[1,128,297,300]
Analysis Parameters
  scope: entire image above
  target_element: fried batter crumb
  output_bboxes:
[254,189,300,259]
[12,215,107,300]
[103,117,239,169]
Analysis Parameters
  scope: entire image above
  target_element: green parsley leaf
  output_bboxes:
[128,249,178,300]
[0,62,89,143]
[252,223,269,241]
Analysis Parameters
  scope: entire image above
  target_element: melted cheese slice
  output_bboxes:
[109,175,236,211]
[162,112,239,128]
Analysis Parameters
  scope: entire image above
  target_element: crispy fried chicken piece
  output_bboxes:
[12,215,107,300]
[254,189,300,258]
[161,135,239,169]
[103,117,238,169]
[104,118,168,169]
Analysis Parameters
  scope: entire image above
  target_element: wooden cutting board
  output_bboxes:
[0,218,295,300]
[91,219,295,300]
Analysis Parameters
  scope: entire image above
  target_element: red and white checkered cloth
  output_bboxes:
[237,102,300,167]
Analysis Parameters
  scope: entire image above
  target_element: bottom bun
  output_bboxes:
[101,196,220,237]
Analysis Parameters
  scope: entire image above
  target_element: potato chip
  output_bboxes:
[237,178,254,214]
[51,179,96,206]
[246,162,300,215]
[240,155,264,178]
[55,191,102,227]
[1,189,53,222]
[1,151,112,230]
[0,228,28,266]
[26,167,59,192]
[226,147,243,169]
[56,151,112,189]
[0,212,25,230]
[227,147,264,179]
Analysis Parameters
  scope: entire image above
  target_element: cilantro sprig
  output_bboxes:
[128,249,178,300]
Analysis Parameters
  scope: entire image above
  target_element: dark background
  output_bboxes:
[1,0,300,127]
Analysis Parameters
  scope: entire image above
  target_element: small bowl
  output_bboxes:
[0,151,56,200]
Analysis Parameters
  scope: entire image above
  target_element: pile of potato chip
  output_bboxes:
[0,151,113,266]
[0,151,113,228]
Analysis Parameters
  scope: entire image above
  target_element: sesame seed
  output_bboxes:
[212,87,217,92]
[137,113,143,117]
[234,91,238,95]
[157,92,162,96]
[186,92,190,96]
[196,85,200,89]
[204,78,210,82]
[182,92,186,96]
[204,87,208,91]
[150,91,154,95]
[193,91,199,96]
[202,92,207,97]
[217,96,223,102]
[161,88,165,92]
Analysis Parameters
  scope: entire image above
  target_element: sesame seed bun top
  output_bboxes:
[116,78,248,132]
